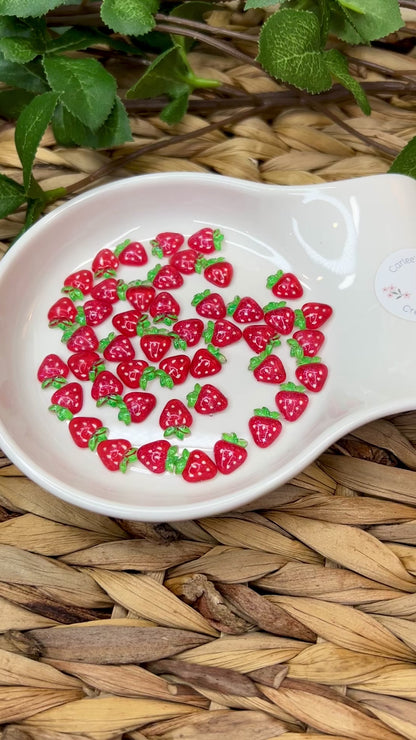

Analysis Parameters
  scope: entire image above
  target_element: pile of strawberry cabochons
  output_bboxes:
[37,227,333,483]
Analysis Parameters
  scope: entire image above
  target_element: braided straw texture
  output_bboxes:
[1,8,416,739]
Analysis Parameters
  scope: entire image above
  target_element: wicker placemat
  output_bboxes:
[1,18,416,739]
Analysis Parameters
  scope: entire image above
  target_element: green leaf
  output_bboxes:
[245,0,281,8]
[0,174,26,219]
[0,89,35,119]
[330,0,403,44]
[15,90,59,192]
[53,97,133,149]
[101,0,159,36]
[0,0,62,15]
[325,48,370,114]
[160,90,189,124]
[0,53,47,92]
[43,55,117,131]
[126,46,189,100]
[257,9,332,94]
[0,35,41,63]
[45,27,103,55]
[389,136,416,179]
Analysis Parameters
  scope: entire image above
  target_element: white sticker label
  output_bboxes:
[375,248,416,321]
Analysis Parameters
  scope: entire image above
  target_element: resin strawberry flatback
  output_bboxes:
[137,439,176,474]
[263,301,294,335]
[249,350,286,384]
[91,248,119,278]
[248,407,282,448]
[275,382,309,421]
[97,439,137,472]
[192,289,226,320]
[195,257,233,287]
[227,295,263,324]
[48,297,77,326]
[267,270,303,299]
[49,382,83,419]
[69,417,108,449]
[214,433,248,475]
[37,354,68,385]
[190,345,226,378]
[148,264,184,291]
[151,232,184,258]
[203,319,242,348]
[68,350,103,381]
[188,227,224,254]
[62,269,93,299]
[290,330,324,358]
[181,449,217,482]
[159,399,192,440]
[187,383,228,414]
[297,302,333,329]
[295,357,328,392]
[99,333,135,362]
[114,239,148,266]
[173,318,204,347]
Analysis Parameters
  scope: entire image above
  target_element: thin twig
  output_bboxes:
[64,105,261,197]
[155,13,258,42]
[312,104,399,158]
[346,53,416,84]
[153,23,260,67]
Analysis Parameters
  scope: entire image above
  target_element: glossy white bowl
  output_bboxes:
[0,172,415,521]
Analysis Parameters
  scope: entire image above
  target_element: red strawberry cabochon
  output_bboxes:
[40,228,332,481]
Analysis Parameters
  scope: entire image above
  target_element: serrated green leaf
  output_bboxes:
[160,90,189,124]
[126,46,189,100]
[257,9,332,94]
[330,0,403,43]
[0,0,62,16]
[389,136,416,179]
[45,27,102,55]
[0,174,26,219]
[52,96,133,149]
[0,36,41,63]
[101,0,159,36]
[15,90,58,192]
[325,48,370,114]
[0,53,48,92]
[0,89,35,119]
[43,55,117,131]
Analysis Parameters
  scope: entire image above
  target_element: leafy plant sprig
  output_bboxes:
[0,0,412,239]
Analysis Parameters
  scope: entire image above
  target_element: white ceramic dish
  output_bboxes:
[0,172,416,521]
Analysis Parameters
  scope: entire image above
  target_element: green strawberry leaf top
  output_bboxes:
[88,361,106,381]
[146,264,162,282]
[202,320,215,343]
[294,308,306,329]
[296,355,322,366]
[263,300,287,313]
[61,285,84,301]
[163,425,191,440]
[253,406,280,419]
[41,376,67,389]
[98,332,116,352]
[155,369,175,389]
[248,343,274,370]
[279,381,306,393]
[169,332,187,350]
[153,313,178,326]
[287,338,305,359]
[119,447,138,474]
[174,448,191,474]
[266,270,283,289]
[88,426,109,451]
[139,366,157,390]
[191,288,211,307]
[75,306,87,326]
[113,238,131,257]
[221,432,248,448]
[226,295,240,316]
[206,343,226,364]
[213,228,224,250]
[186,383,201,408]
[48,404,73,421]
[165,444,180,473]
[195,256,225,273]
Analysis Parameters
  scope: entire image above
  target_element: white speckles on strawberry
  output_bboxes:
[227,295,263,323]
[192,289,226,320]
[296,359,328,392]
[275,382,309,421]
[249,407,282,448]
[50,382,83,415]
[263,302,295,335]
[37,354,69,384]
[151,232,184,258]
[267,270,303,299]
[188,227,224,254]
[182,449,217,482]
[186,383,228,414]
[115,240,148,266]
[214,433,248,475]
[97,439,137,472]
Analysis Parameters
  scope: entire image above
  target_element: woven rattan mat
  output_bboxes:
[2,23,416,740]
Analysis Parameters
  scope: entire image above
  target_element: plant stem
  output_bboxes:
[313,105,399,158]
[153,23,261,67]
[155,13,258,42]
